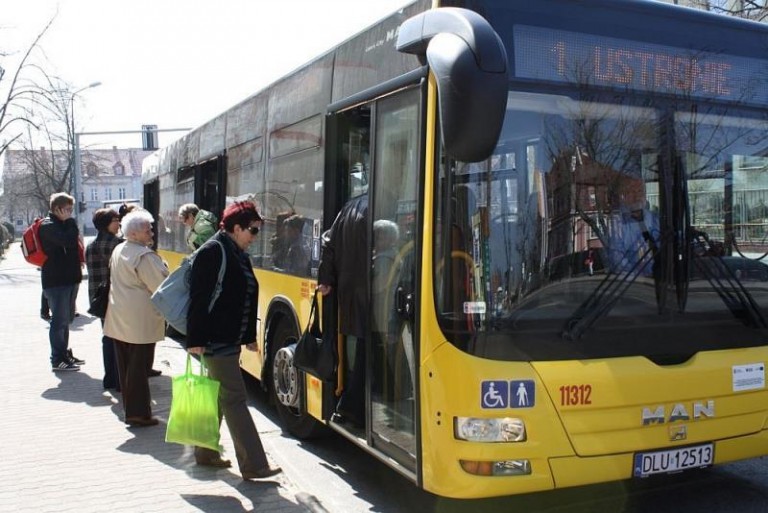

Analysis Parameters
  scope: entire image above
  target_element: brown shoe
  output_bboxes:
[125,416,159,427]
[242,467,282,480]
[196,457,232,468]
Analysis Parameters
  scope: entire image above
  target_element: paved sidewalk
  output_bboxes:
[0,242,309,513]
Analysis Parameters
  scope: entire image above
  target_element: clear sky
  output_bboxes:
[1,0,414,149]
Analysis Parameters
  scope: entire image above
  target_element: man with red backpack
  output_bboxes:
[39,192,85,371]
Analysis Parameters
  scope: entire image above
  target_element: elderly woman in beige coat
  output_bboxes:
[104,210,168,427]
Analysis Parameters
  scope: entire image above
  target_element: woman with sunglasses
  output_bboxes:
[186,201,282,480]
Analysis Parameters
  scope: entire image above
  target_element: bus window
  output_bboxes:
[435,90,768,362]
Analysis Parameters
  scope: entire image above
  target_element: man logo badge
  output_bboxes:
[641,400,715,425]
[669,425,687,441]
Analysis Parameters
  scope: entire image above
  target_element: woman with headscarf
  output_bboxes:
[104,210,169,426]
[186,201,282,480]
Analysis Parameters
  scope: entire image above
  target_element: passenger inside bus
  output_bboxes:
[318,194,369,428]
[605,176,661,277]
[269,210,294,269]
[281,214,310,276]
[372,219,402,401]
[178,203,218,252]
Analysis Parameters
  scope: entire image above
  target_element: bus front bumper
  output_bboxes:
[549,427,768,489]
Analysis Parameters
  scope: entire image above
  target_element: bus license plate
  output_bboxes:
[633,443,714,477]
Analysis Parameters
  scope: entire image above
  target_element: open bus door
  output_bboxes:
[143,181,160,249]
[325,85,422,474]
[176,154,227,224]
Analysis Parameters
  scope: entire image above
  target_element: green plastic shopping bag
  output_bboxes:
[166,355,221,452]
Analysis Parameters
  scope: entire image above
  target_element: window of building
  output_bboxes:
[90,188,99,201]
[118,187,126,200]
[105,188,113,200]
[114,162,125,176]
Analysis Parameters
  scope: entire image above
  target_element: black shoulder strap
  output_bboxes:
[306,289,321,333]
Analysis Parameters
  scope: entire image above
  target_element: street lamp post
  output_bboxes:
[70,81,101,233]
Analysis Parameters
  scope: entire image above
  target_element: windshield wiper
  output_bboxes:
[562,224,669,341]
[690,229,767,329]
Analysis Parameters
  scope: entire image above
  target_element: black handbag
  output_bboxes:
[88,279,110,318]
[293,290,335,381]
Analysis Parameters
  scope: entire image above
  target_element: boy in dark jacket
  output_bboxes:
[39,193,84,371]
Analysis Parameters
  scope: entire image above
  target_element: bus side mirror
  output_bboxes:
[397,8,508,163]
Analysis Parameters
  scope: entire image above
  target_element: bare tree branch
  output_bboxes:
[0,15,57,153]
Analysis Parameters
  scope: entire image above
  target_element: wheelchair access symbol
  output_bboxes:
[481,380,535,409]
[481,380,508,409]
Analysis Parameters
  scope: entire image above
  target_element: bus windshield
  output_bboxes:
[434,90,768,362]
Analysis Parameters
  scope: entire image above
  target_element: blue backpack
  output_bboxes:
[151,240,226,336]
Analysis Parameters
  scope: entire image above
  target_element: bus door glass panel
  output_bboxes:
[328,105,371,205]
[369,88,419,465]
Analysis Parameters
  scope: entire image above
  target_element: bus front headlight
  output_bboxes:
[454,417,526,442]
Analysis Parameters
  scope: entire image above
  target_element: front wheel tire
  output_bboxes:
[270,320,326,439]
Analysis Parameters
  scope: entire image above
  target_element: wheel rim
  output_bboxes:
[273,344,299,408]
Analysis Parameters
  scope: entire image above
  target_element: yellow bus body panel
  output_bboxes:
[305,374,324,420]
[419,340,569,497]
[417,167,768,498]
[534,349,768,456]
[244,270,325,421]
[548,428,768,489]
[157,249,185,270]
[418,333,768,497]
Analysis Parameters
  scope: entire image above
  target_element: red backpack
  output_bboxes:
[21,217,47,267]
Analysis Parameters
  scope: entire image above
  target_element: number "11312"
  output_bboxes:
[559,384,592,406]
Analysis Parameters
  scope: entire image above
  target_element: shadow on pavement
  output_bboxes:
[42,371,119,408]
[181,494,251,512]
[182,480,292,513]
[117,423,298,513]
[68,314,100,331]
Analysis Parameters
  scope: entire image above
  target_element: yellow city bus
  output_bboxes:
[142,0,768,499]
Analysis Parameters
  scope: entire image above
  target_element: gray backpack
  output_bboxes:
[151,240,225,335]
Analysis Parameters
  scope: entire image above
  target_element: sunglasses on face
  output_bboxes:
[247,226,260,235]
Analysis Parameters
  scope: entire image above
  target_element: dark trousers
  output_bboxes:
[194,353,269,473]
[114,340,154,419]
[40,292,49,316]
[69,284,78,322]
[44,287,78,322]
[43,285,75,364]
[99,320,120,390]
[147,343,156,372]
[337,336,365,422]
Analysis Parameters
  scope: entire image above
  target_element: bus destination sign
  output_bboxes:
[513,24,768,105]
